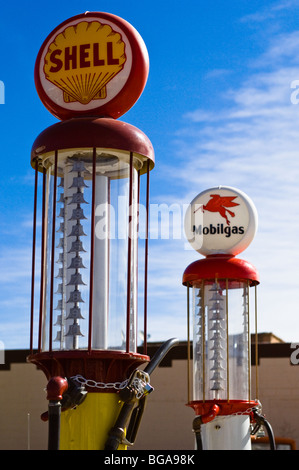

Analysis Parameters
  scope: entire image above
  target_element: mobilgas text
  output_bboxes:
[193,223,244,238]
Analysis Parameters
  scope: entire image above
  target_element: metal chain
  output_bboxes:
[70,374,129,390]
[70,370,151,399]
[209,401,262,422]
[232,406,259,416]
[229,400,262,417]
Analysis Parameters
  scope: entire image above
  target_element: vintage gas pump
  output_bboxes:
[28,12,178,450]
[183,186,275,450]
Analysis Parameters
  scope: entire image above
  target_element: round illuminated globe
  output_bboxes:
[35,12,149,120]
[184,186,258,256]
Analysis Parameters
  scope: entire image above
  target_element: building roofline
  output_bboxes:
[0,340,296,371]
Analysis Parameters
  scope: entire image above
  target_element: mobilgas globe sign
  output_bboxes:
[184,186,258,256]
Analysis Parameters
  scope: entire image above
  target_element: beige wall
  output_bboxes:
[133,359,195,450]
[0,362,47,450]
[252,358,299,447]
[0,351,298,450]
[0,358,195,450]
[134,356,299,450]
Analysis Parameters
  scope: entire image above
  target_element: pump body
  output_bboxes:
[28,118,154,449]
[183,255,260,450]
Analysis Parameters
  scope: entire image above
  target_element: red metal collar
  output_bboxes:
[183,255,259,286]
[31,117,155,175]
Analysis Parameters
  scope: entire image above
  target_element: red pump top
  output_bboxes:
[182,255,259,287]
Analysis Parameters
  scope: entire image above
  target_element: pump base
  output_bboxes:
[27,350,150,391]
[60,392,127,450]
[200,414,252,450]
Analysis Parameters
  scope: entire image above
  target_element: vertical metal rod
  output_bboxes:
[226,278,229,402]
[255,284,259,400]
[187,282,190,404]
[88,148,97,353]
[136,170,140,348]
[38,168,46,352]
[143,160,150,355]
[27,413,30,450]
[247,280,251,402]
[202,280,205,403]
[49,151,58,352]
[30,162,38,354]
[126,153,133,352]
[107,177,111,339]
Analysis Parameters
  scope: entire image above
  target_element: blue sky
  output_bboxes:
[2,0,299,348]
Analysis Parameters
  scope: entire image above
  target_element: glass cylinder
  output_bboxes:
[192,279,252,402]
[36,148,142,353]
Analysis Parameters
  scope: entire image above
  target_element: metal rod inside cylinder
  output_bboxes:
[126,153,133,352]
[63,158,88,349]
[136,170,140,351]
[208,279,226,400]
[38,169,46,352]
[49,151,58,351]
[226,278,229,402]
[187,283,190,404]
[245,281,250,402]
[143,160,150,355]
[202,280,205,402]
[88,148,97,352]
[255,284,259,400]
[30,163,38,354]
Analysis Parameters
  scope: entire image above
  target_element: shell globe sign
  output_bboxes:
[34,11,149,120]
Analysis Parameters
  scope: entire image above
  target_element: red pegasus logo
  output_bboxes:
[194,194,239,225]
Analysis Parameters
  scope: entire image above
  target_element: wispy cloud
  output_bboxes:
[147,29,299,343]
[240,0,299,24]
[3,10,299,348]
[0,243,33,348]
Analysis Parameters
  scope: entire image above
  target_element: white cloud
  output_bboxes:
[4,19,299,349]
[147,30,299,343]
[240,0,299,24]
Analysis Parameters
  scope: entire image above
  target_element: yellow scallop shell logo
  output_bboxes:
[43,21,126,105]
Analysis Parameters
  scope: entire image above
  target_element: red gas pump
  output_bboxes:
[27,11,178,450]
[183,186,275,450]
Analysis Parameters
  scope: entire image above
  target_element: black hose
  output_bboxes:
[192,416,203,450]
[104,338,179,450]
[253,410,276,450]
[144,338,179,376]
